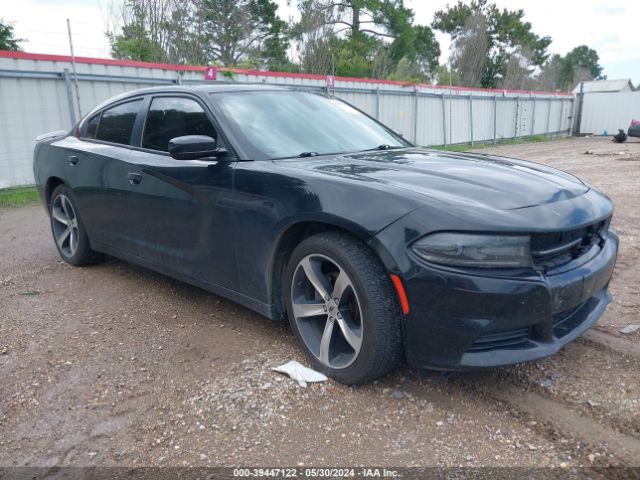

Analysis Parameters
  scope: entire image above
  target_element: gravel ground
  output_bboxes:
[0,137,639,473]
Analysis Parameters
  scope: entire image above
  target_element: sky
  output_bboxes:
[3,0,640,85]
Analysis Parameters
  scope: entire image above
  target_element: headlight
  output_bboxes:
[411,233,531,268]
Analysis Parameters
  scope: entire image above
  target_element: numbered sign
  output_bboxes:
[204,67,217,81]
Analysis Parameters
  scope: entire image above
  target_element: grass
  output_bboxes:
[0,186,40,208]
[431,134,549,152]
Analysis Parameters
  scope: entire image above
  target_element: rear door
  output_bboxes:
[69,98,144,252]
[125,95,236,287]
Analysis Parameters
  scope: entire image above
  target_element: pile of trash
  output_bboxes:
[612,119,640,143]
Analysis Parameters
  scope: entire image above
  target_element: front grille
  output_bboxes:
[531,218,609,271]
[467,326,531,352]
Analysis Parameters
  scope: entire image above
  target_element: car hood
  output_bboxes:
[278,148,589,210]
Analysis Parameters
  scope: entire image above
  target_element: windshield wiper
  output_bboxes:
[361,144,404,152]
[298,151,319,157]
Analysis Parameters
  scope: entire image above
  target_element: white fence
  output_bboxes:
[576,91,640,135]
[0,51,574,188]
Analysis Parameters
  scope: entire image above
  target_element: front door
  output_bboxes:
[126,95,237,289]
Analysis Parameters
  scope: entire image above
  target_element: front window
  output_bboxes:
[143,97,217,152]
[214,91,409,159]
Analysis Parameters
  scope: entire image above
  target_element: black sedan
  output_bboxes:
[33,85,618,384]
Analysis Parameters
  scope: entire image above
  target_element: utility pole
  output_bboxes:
[66,19,82,119]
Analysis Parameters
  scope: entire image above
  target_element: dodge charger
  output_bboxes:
[33,85,618,384]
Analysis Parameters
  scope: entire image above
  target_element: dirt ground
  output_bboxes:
[0,137,639,473]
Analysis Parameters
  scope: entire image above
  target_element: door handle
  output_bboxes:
[68,155,79,166]
[128,172,142,185]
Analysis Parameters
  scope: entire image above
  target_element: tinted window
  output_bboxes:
[214,91,408,160]
[96,100,141,145]
[143,97,216,152]
[85,113,100,139]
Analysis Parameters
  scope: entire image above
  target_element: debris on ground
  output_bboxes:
[620,324,640,334]
[272,360,328,387]
[583,150,632,156]
[612,129,628,143]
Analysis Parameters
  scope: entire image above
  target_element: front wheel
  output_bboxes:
[49,184,103,266]
[285,232,404,384]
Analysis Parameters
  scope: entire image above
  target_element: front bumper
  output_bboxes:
[399,231,618,370]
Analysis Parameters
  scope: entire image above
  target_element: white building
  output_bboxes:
[572,79,634,94]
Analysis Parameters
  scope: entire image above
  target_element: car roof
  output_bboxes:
[85,84,293,119]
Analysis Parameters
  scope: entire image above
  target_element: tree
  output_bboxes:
[107,0,289,68]
[108,14,164,62]
[388,25,440,81]
[294,0,439,80]
[432,0,551,88]
[556,45,602,90]
[449,13,488,87]
[535,46,603,91]
[107,0,206,64]
[499,47,538,89]
[435,64,460,86]
[201,0,290,67]
[0,19,24,51]
[297,0,413,40]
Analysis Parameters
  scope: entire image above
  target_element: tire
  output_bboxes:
[284,231,403,384]
[49,184,103,266]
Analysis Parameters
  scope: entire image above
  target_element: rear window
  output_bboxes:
[96,99,142,145]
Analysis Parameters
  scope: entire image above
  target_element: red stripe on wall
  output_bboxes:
[0,50,573,97]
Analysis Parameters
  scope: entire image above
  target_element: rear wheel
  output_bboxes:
[49,184,102,266]
[285,232,403,384]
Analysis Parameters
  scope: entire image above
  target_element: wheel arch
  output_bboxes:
[44,176,65,210]
[267,215,399,320]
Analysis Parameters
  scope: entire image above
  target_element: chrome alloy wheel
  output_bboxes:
[51,194,79,258]
[290,254,363,369]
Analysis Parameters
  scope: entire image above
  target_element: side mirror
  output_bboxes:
[168,135,226,160]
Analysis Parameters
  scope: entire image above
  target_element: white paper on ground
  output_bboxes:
[272,360,328,387]
[620,324,640,334]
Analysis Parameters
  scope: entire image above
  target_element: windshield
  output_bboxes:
[213,91,410,159]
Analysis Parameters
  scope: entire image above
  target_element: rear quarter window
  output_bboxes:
[84,113,100,139]
[96,99,142,145]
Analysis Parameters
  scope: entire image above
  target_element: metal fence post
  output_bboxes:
[441,92,447,146]
[546,98,552,135]
[375,87,380,120]
[412,88,419,144]
[469,94,474,147]
[531,96,536,136]
[62,68,77,127]
[493,95,497,144]
[568,97,574,136]
[575,82,585,134]
[559,99,565,134]
[514,96,520,138]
